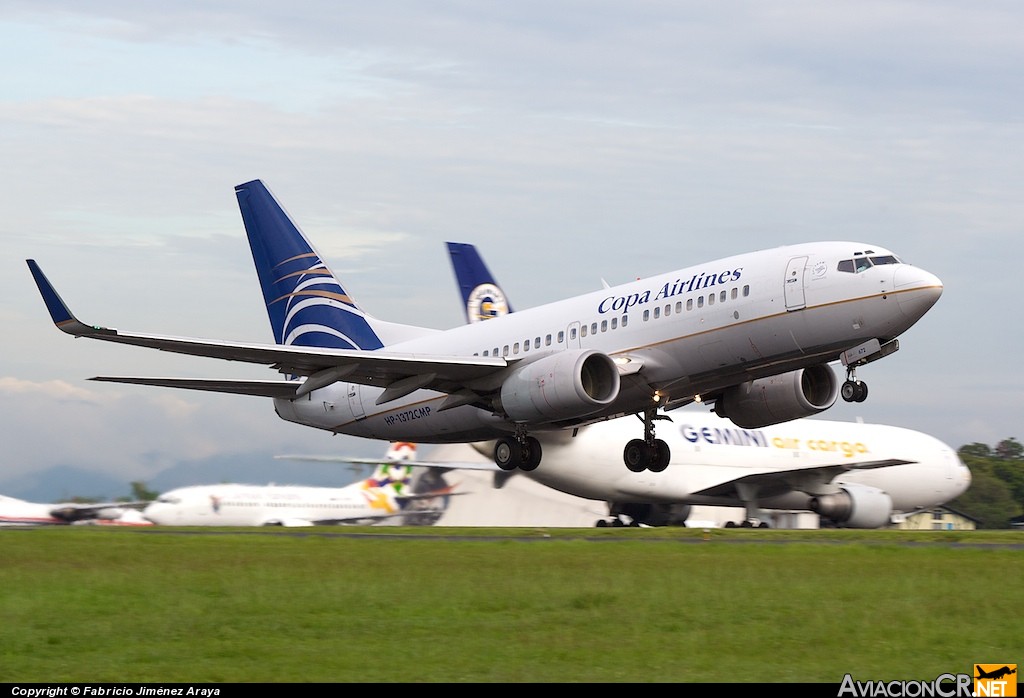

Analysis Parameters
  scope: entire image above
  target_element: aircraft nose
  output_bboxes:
[957,460,972,497]
[893,266,943,319]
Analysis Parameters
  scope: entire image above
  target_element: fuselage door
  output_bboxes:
[347,383,366,420]
[566,321,582,348]
[784,256,808,311]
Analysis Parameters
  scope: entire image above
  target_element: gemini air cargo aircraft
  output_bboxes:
[27,179,942,475]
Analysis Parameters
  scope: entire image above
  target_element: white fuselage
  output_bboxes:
[0,496,65,526]
[275,241,941,444]
[477,412,971,515]
[142,482,402,526]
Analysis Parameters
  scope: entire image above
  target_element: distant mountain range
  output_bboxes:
[3,450,374,503]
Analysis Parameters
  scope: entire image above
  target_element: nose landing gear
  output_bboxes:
[841,367,868,403]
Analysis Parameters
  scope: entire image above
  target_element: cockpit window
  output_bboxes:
[837,252,902,274]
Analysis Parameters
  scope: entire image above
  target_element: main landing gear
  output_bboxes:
[494,425,542,472]
[722,483,770,528]
[596,516,640,528]
[724,519,771,528]
[622,407,671,473]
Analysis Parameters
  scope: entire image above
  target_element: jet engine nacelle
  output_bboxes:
[809,482,893,529]
[713,364,839,429]
[498,349,620,424]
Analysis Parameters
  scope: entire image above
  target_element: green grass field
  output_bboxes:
[1,527,1020,683]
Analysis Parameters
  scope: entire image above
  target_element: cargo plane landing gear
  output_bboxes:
[724,519,771,528]
[623,407,671,473]
[723,483,771,528]
[596,515,639,528]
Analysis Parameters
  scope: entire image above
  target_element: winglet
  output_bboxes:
[25,260,113,337]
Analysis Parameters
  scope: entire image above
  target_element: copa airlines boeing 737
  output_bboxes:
[416,241,970,528]
[142,443,457,526]
[26,179,942,475]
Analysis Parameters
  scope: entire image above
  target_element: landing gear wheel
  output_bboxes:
[495,435,542,471]
[520,437,542,471]
[624,439,649,472]
[648,439,671,473]
[854,382,868,403]
[842,379,869,403]
[841,380,857,402]
[494,438,518,471]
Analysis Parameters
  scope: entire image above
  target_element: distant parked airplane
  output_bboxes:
[0,494,150,527]
[142,442,458,526]
[27,179,942,474]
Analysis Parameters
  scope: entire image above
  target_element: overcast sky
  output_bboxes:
[2,1,1020,500]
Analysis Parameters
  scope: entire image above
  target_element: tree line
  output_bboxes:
[947,437,1023,528]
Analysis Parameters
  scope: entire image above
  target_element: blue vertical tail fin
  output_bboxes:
[445,241,514,323]
[235,180,384,350]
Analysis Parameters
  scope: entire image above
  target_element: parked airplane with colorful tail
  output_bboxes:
[142,442,457,526]
[27,179,942,475]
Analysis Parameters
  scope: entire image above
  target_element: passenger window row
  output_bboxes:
[642,284,750,321]
[477,283,749,357]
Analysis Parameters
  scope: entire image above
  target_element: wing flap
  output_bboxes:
[690,458,916,498]
[90,377,303,399]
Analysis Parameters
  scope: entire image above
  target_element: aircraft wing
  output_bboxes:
[272,491,465,527]
[275,454,502,472]
[303,512,416,526]
[27,260,508,400]
[690,458,916,499]
[49,501,149,523]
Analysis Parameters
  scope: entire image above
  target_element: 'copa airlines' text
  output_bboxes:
[598,267,743,314]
